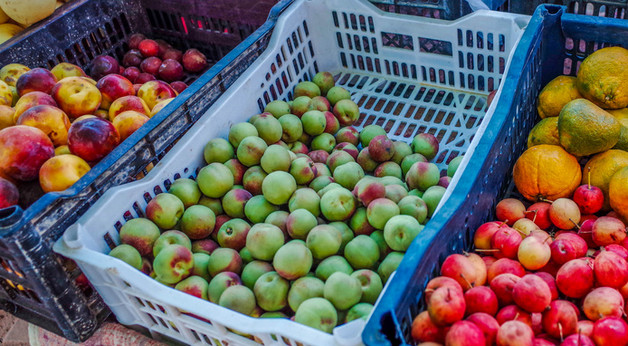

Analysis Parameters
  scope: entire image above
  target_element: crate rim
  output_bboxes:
[362,4,628,345]
[0,0,295,236]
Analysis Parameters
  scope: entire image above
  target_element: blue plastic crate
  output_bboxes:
[363,4,628,345]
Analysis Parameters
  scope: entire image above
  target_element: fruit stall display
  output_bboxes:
[54,0,529,344]
[364,5,628,345]
[0,0,288,342]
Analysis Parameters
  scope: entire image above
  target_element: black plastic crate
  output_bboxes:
[497,0,627,18]
[0,0,290,341]
[366,0,474,19]
[363,4,628,345]
[368,0,628,18]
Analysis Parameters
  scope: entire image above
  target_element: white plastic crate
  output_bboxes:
[54,1,528,345]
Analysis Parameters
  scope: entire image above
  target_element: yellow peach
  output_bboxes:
[112,110,149,140]
[137,80,177,109]
[73,114,97,122]
[109,95,150,120]
[0,79,12,106]
[0,63,29,87]
[50,62,87,80]
[54,145,70,156]
[39,154,90,193]
[13,91,57,122]
[150,98,174,117]
[0,105,14,129]
[16,105,70,146]
[51,77,102,119]
[94,109,108,119]
[9,86,17,106]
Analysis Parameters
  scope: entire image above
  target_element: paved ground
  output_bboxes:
[0,311,166,346]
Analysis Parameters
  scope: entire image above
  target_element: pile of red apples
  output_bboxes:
[412,179,628,345]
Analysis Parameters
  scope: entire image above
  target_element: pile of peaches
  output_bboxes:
[0,34,208,210]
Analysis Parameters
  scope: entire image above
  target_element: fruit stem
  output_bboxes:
[539,197,554,203]
[460,273,473,290]
[559,322,563,341]
[588,167,591,189]
[474,249,501,252]
[544,235,552,244]
[513,228,527,237]
[527,209,538,223]
[570,218,581,230]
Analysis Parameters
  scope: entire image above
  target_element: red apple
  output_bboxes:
[578,320,594,337]
[425,276,462,303]
[550,238,578,265]
[583,287,624,321]
[491,226,522,259]
[594,250,628,288]
[140,57,162,76]
[464,286,498,316]
[122,49,143,67]
[427,286,466,326]
[604,244,628,260]
[90,56,119,80]
[495,198,525,226]
[158,59,184,82]
[534,272,559,301]
[512,274,552,313]
[592,216,626,246]
[555,232,587,257]
[466,313,499,346]
[555,258,594,298]
[578,218,597,248]
[496,305,532,327]
[138,39,159,57]
[525,202,552,230]
[489,273,520,306]
[541,300,578,339]
[487,258,525,283]
[549,198,581,230]
[182,49,208,72]
[128,33,146,50]
[411,311,446,343]
[592,317,628,345]
[474,222,501,249]
[170,81,187,94]
[560,334,595,346]
[445,321,486,346]
[163,49,183,62]
[441,254,478,291]
[122,66,141,83]
[496,321,534,346]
